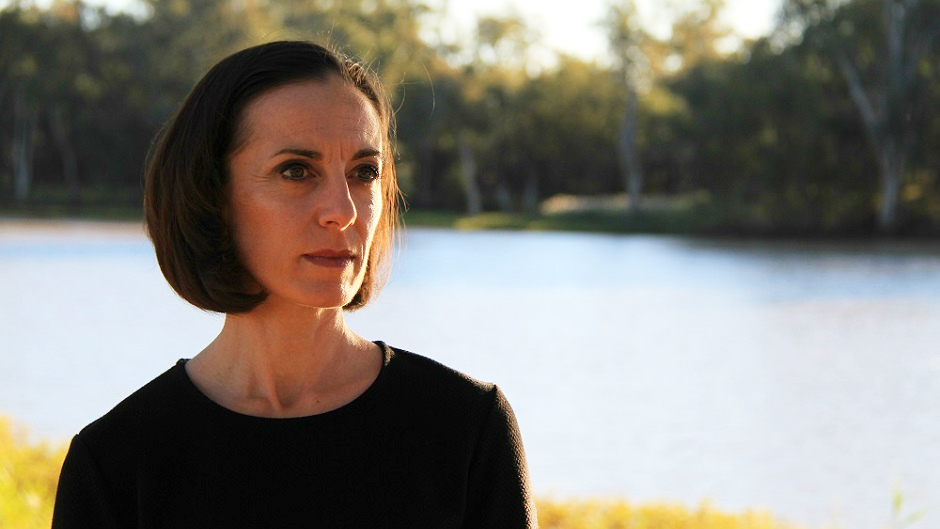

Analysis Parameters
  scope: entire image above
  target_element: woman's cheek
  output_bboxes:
[366,190,383,231]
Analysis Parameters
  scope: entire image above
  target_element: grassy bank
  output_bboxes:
[402,209,716,235]
[2,194,713,235]
[6,191,935,238]
[2,417,808,529]
[7,182,940,238]
[0,204,143,223]
[401,193,721,235]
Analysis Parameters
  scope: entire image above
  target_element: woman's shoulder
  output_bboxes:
[383,343,493,390]
[378,342,505,415]
[77,361,192,445]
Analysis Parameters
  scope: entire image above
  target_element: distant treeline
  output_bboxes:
[1,0,938,235]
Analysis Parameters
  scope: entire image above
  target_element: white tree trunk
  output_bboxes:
[49,103,81,206]
[457,135,482,215]
[495,182,513,212]
[879,138,904,229]
[833,0,930,231]
[522,172,539,214]
[618,86,643,214]
[13,90,36,204]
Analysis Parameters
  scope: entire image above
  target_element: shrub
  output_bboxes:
[0,417,66,529]
[536,498,805,529]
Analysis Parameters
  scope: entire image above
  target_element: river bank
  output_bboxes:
[6,198,939,239]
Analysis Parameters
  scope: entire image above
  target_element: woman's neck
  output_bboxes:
[185,301,381,418]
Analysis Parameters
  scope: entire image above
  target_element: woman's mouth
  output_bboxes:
[303,249,356,268]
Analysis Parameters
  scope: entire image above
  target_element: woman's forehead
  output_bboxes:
[238,78,384,152]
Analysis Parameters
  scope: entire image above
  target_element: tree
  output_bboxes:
[665,0,731,73]
[0,3,93,206]
[605,0,648,214]
[783,0,940,231]
[446,14,535,213]
[668,37,879,233]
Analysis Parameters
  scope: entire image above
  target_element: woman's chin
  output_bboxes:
[265,288,358,312]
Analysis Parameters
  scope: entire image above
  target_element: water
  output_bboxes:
[2,220,939,529]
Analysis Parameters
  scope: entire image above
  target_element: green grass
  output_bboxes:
[4,204,712,235]
[399,191,726,235]
[0,204,143,222]
[402,206,724,235]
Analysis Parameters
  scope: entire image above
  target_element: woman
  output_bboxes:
[52,41,536,528]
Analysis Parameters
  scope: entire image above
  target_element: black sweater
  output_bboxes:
[52,343,536,528]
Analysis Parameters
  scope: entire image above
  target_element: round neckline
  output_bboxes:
[174,341,394,424]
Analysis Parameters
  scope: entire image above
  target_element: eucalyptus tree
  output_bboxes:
[518,57,622,199]
[0,3,96,206]
[668,37,879,233]
[664,0,730,73]
[605,0,648,214]
[0,5,39,204]
[782,0,940,231]
[438,13,536,213]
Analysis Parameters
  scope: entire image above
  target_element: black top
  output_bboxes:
[52,343,536,528]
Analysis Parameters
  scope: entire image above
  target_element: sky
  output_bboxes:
[11,0,784,65]
[427,0,783,64]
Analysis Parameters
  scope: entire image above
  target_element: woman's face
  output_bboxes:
[226,76,385,311]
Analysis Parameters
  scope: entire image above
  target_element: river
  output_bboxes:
[1,220,938,529]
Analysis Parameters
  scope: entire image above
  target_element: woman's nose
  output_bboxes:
[317,172,357,230]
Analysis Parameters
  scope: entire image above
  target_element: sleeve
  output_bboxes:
[51,435,125,529]
[464,386,538,528]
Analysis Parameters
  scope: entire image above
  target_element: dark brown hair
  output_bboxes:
[144,41,399,313]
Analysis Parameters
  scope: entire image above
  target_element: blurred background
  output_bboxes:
[1,0,939,528]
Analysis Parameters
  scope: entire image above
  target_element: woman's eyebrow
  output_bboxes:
[274,147,322,159]
[272,147,381,161]
[354,148,382,160]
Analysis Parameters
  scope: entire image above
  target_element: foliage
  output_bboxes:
[536,497,805,529]
[0,417,66,529]
[663,40,879,234]
[0,0,939,235]
[779,0,940,231]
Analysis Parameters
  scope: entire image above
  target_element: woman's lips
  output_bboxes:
[303,250,355,268]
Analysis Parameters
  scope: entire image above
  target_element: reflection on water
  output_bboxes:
[2,221,939,529]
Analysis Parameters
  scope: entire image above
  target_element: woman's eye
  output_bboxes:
[279,163,309,181]
[352,164,380,183]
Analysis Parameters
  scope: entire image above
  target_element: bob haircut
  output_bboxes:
[144,41,399,313]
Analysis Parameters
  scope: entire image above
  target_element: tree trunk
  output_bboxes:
[618,85,643,215]
[835,49,899,231]
[415,139,435,208]
[457,135,482,215]
[0,77,8,115]
[522,171,539,214]
[832,0,926,232]
[879,138,905,231]
[49,103,81,208]
[495,182,513,213]
[13,90,36,204]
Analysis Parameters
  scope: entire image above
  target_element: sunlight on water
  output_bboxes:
[2,221,939,529]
